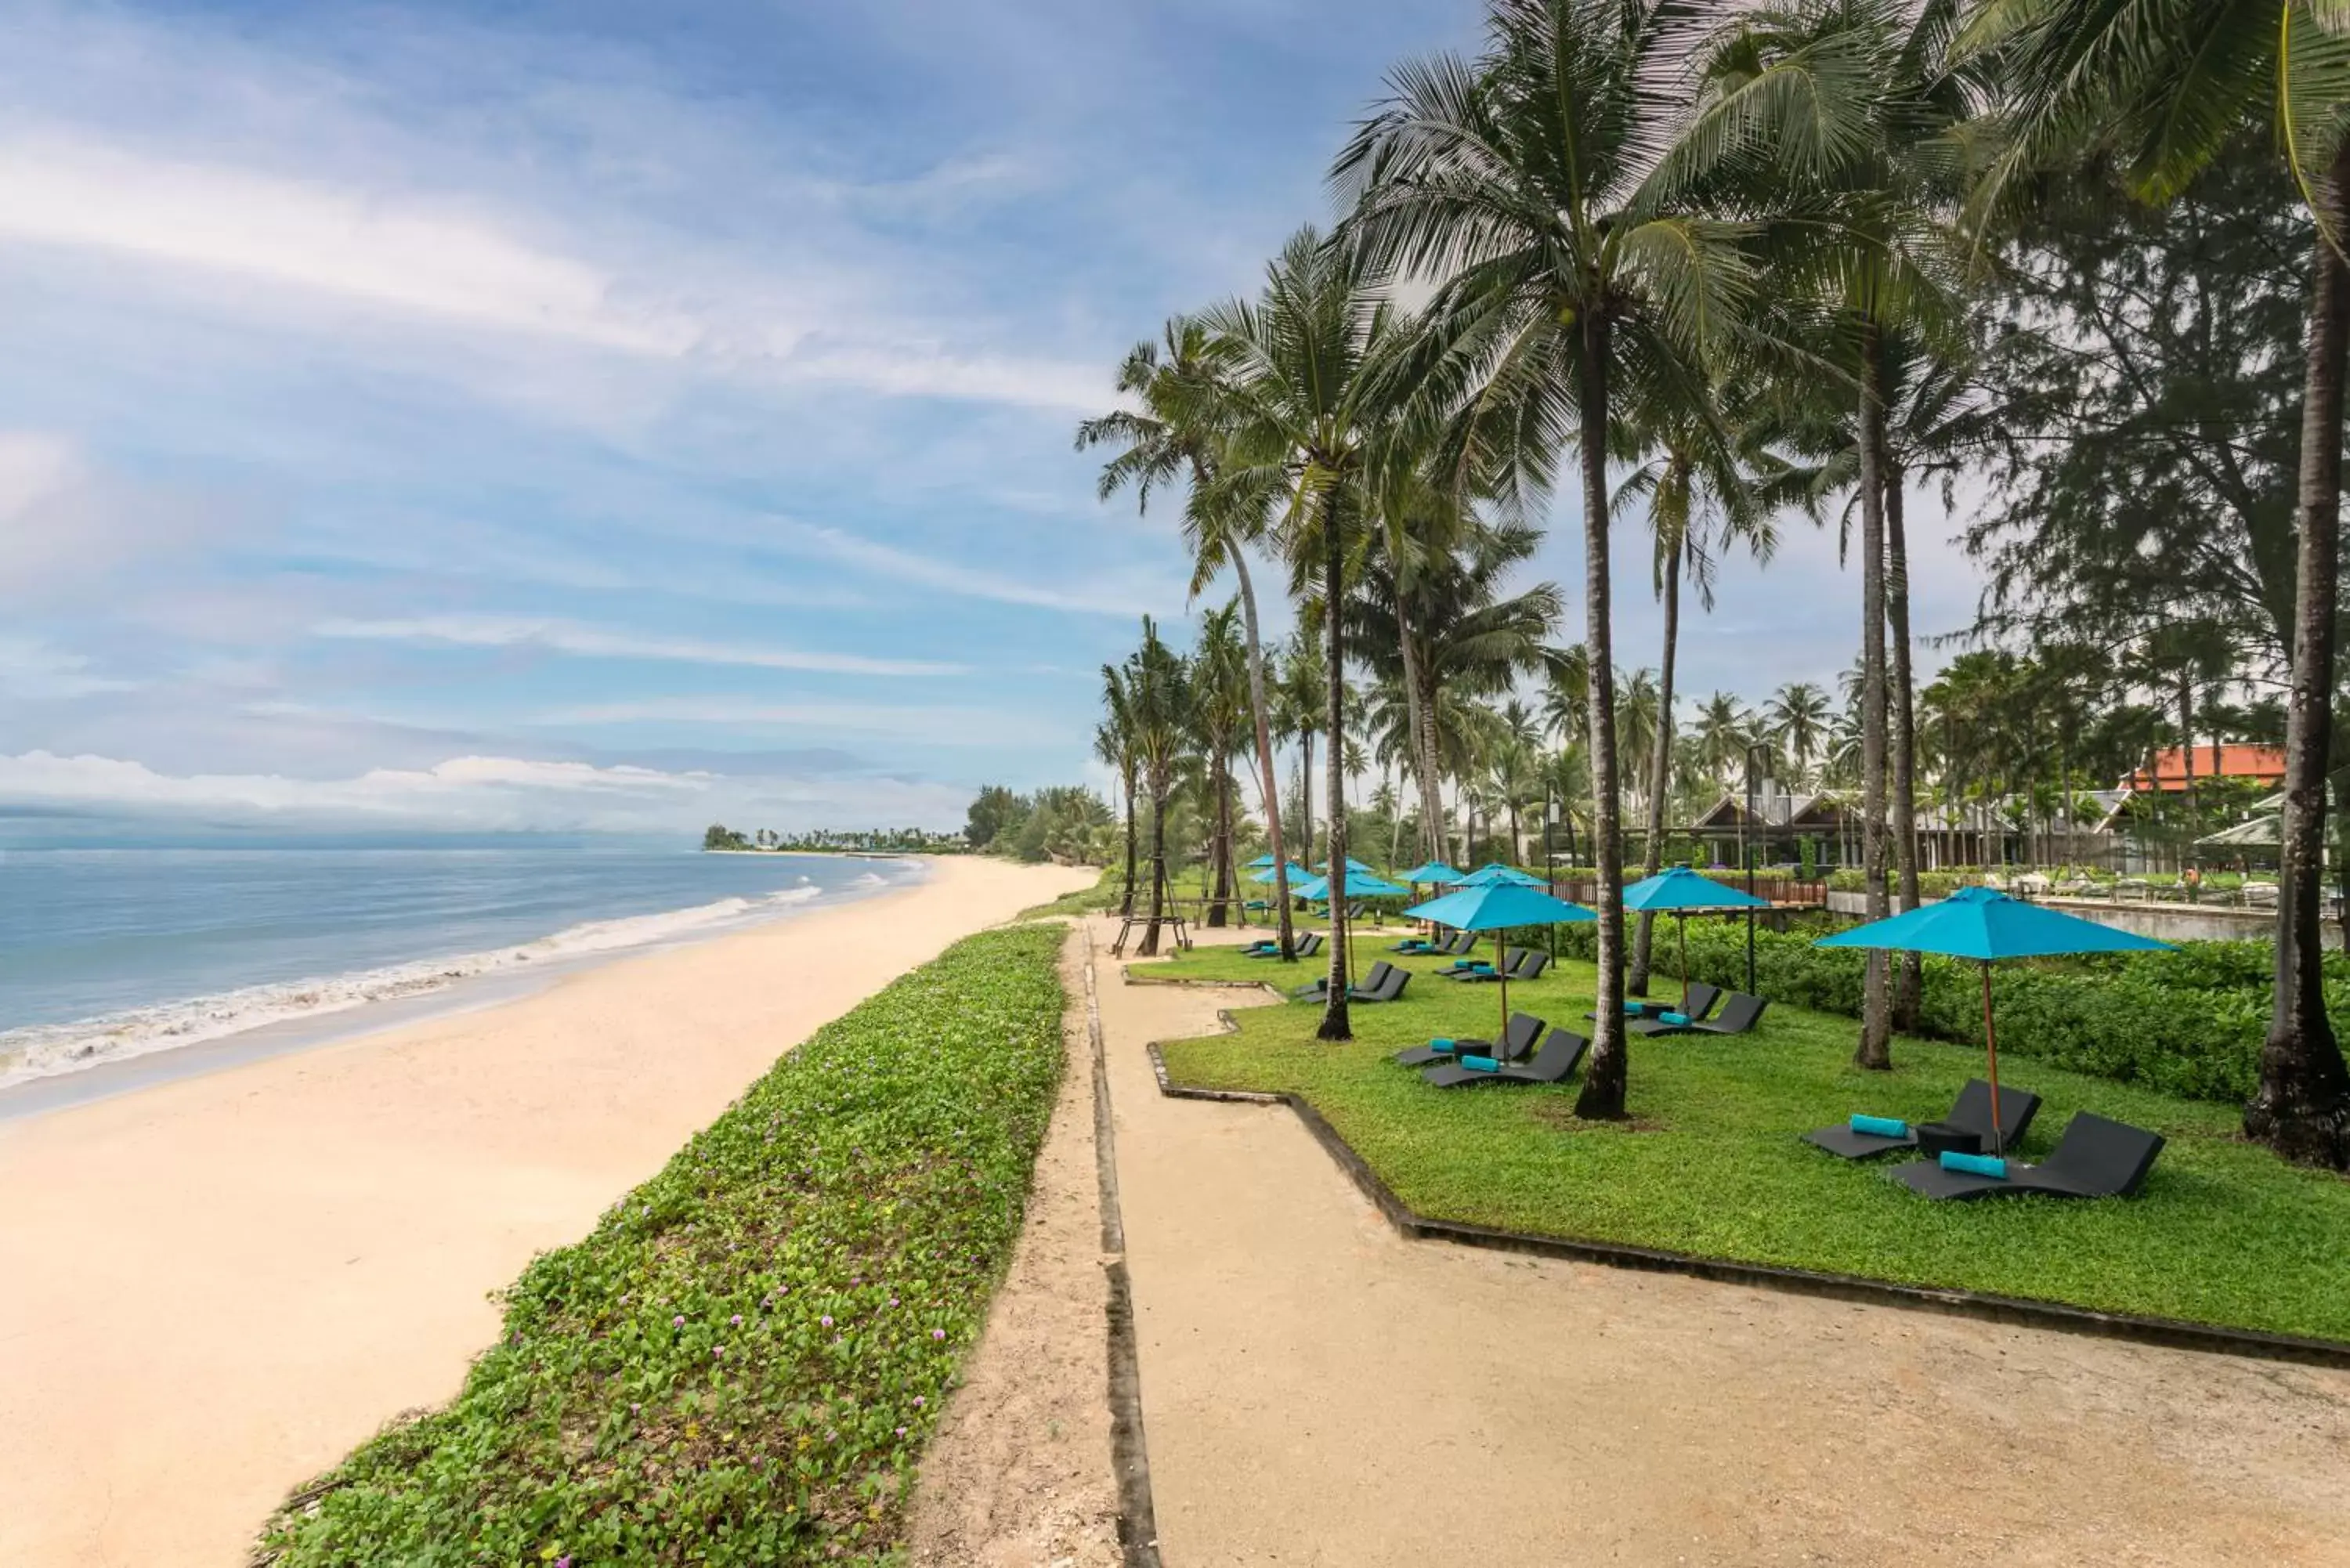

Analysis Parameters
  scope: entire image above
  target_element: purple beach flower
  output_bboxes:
[913,1396,924,1407]
[672,1316,685,1329]
[931,1328,946,1340]
[730,1314,743,1327]
[820,1315,834,1328]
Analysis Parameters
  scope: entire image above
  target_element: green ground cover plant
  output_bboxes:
[1144,943,2350,1342]
[258,923,1070,1567]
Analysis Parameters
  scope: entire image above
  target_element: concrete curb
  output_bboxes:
[1079,924,1162,1568]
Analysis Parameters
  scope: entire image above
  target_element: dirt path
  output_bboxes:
[1094,915,2350,1567]
[907,924,1123,1567]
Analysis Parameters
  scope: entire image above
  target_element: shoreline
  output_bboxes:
[0,855,1092,1568]
[0,854,927,1116]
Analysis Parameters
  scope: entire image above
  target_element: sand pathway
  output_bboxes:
[1096,915,2350,1566]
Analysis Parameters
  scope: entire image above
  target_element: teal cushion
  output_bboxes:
[1430,1038,1454,1050]
[1849,1114,1908,1138]
[1940,1151,2008,1179]
[1660,1011,1690,1026]
[1461,1054,1500,1072]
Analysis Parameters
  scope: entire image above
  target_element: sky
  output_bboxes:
[0,0,1988,844]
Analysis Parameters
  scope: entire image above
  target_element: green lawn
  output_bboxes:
[1144,940,2350,1344]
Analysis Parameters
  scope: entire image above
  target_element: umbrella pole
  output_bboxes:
[1678,915,1690,1011]
[1980,961,2004,1156]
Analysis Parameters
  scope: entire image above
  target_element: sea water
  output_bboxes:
[0,847,921,1093]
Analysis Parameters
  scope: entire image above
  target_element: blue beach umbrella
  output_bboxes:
[1250,862,1311,885]
[1343,873,1405,898]
[1452,862,1546,888]
[1406,883,1596,1039]
[1246,854,1279,869]
[1623,866,1771,1010]
[1318,857,1378,876]
[1289,874,1330,901]
[1817,886,2172,1152]
[1397,860,1465,887]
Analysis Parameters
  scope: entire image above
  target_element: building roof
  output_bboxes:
[2123,744,2286,793]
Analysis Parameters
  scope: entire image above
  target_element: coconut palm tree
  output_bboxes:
[1200,226,1417,1039]
[1119,618,1193,956]
[1096,667,1141,916]
[1695,0,1979,1069]
[1615,396,1780,992]
[1968,0,2350,1165]
[1336,0,1758,1117]
[1190,600,1253,927]
[1765,681,1834,788]
[1079,316,1300,960]
[1690,691,1755,793]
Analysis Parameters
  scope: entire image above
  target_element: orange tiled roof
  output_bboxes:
[2124,744,2285,792]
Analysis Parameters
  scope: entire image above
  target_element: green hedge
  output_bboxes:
[258,923,1071,1567]
[1562,917,2350,1104]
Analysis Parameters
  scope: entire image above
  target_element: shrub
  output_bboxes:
[258,923,1071,1566]
[1558,918,2350,1104]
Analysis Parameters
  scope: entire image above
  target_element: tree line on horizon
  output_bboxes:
[1075,0,2350,1172]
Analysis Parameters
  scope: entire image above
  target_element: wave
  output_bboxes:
[0,883,828,1092]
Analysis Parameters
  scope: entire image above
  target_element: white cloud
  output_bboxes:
[313,615,964,677]
[0,749,970,833]
[0,636,138,699]
[0,132,698,354]
[0,128,1104,413]
[765,518,1160,616]
[0,429,247,596]
[534,697,1074,749]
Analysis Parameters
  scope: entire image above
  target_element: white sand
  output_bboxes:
[0,856,1090,1568]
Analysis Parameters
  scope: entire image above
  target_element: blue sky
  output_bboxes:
[0,0,1986,841]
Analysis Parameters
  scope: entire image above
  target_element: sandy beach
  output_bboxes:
[0,855,1090,1568]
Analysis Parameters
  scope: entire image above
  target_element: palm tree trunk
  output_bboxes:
[1230,551,1297,959]
[1298,732,1316,877]
[1318,496,1353,1042]
[2247,139,2350,1169]
[2178,672,2199,874]
[1630,530,1682,996]
[1141,780,1168,957]
[1885,468,1924,1029]
[1574,315,1629,1121]
[1854,332,1893,1071]
[1207,759,1232,927]
[1120,770,1138,917]
[1394,600,1446,864]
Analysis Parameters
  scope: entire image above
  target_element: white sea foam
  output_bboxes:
[0,883,828,1091]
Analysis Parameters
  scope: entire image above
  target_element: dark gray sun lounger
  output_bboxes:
[1459,948,1549,985]
[1245,930,1322,959]
[1588,980,1721,1027]
[1393,929,1473,956]
[1421,1028,1589,1088]
[1632,991,1766,1036]
[1393,1010,1545,1068]
[1438,945,1517,977]
[1294,960,1410,1004]
[1802,1078,2044,1161]
[1893,1111,2166,1201]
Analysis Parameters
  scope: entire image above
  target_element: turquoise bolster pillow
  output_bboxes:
[1940,1151,2008,1179]
[1430,1038,1454,1050]
[1461,1054,1500,1072]
[1660,1011,1690,1026]
[1849,1114,1908,1138]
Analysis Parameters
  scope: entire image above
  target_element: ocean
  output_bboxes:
[0,847,924,1097]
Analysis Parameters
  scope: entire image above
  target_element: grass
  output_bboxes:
[258,923,1071,1567]
[1145,939,2350,1345]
